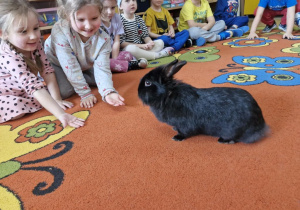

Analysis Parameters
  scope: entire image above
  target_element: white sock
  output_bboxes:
[155,47,174,59]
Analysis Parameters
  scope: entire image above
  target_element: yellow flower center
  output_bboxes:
[37,127,47,133]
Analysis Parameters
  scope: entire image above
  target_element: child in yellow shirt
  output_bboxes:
[178,0,234,46]
[143,0,191,51]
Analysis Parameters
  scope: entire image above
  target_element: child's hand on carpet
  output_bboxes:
[80,95,97,108]
[247,32,258,39]
[105,93,125,106]
[58,113,85,128]
[283,33,295,40]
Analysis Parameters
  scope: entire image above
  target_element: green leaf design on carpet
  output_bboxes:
[148,56,176,68]
[178,46,220,62]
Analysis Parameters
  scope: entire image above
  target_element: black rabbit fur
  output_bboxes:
[138,59,269,144]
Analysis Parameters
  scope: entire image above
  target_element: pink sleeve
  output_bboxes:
[6,52,46,96]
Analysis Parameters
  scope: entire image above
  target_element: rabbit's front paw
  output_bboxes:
[172,134,185,141]
[218,137,236,144]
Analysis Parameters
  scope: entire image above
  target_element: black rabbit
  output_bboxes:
[138,59,269,144]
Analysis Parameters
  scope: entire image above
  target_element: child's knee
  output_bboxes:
[154,39,164,50]
[188,27,201,39]
[60,89,75,100]
[156,35,169,43]
[216,20,226,28]
[124,45,139,54]
[182,30,189,37]
[118,51,133,61]
[155,39,164,46]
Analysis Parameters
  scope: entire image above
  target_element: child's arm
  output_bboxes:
[147,27,162,39]
[38,41,74,110]
[247,6,265,39]
[283,6,296,39]
[33,89,85,128]
[111,34,121,59]
[167,25,175,38]
[143,37,155,50]
[94,35,125,106]
[201,16,215,31]
[43,73,74,110]
[187,20,208,28]
[119,33,146,49]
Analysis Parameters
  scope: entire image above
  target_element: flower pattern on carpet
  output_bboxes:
[223,37,278,48]
[212,56,300,86]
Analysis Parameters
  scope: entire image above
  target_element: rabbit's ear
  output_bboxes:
[164,60,187,78]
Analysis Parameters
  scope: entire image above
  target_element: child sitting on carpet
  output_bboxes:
[45,0,125,108]
[143,0,191,51]
[100,0,148,73]
[0,0,85,128]
[117,0,174,61]
[214,0,249,37]
[247,0,300,39]
[178,0,240,46]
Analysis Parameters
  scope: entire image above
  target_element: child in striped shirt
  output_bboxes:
[118,0,174,61]
[100,0,148,73]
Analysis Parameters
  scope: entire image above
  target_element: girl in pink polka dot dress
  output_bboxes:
[0,0,84,128]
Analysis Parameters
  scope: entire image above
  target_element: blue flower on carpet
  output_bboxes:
[234,56,300,69]
[212,56,300,86]
[223,37,278,48]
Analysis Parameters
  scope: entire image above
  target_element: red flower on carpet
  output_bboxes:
[15,120,63,143]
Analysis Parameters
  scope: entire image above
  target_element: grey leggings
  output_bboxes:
[51,63,96,100]
[188,20,226,42]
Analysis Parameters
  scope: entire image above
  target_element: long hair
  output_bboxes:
[0,0,43,75]
[56,0,103,20]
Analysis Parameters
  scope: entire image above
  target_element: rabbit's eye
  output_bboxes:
[145,80,152,87]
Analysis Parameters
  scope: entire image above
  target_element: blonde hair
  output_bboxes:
[99,0,117,3]
[0,0,43,75]
[57,0,103,20]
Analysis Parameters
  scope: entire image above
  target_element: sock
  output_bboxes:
[229,25,238,29]
[239,26,250,33]
[229,28,244,37]
[218,31,233,40]
[156,47,174,58]
[196,37,206,46]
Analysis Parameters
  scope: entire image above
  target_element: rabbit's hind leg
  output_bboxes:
[218,137,236,144]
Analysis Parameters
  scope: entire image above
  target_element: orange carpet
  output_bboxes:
[1,31,299,210]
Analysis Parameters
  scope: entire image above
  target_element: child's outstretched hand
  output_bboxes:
[80,95,97,108]
[283,33,295,40]
[247,32,259,39]
[55,99,74,110]
[58,113,85,128]
[105,93,125,106]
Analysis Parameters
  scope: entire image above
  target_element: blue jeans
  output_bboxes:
[223,16,249,28]
[155,29,189,51]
